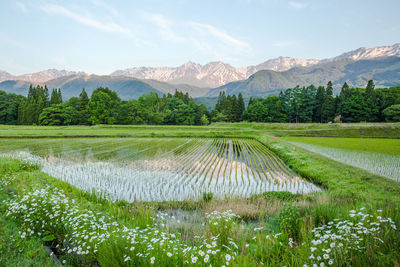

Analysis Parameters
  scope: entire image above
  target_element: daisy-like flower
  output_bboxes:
[204,256,209,263]
[150,257,155,264]
[320,263,325,267]
[330,242,335,248]
[225,254,231,261]
[323,254,329,260]
[328,260,334,265]
[167,252,172,257]
[191,256,198,263]
[317,256,321,261]
[199,250,205,256]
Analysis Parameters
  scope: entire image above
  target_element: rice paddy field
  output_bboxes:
[282,137,400,182]
[0,123,399,267]
[0,137,320,202]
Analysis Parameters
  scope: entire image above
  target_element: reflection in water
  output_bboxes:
[1,138,321,202]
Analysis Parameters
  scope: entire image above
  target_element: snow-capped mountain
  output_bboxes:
[328,43,400,62]
[1,43,399,88]
[111,61,247,88]
[246,56,320,75]
[0,69,86,83]
[0,70,14,81]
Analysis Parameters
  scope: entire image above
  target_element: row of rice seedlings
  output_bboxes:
[248,140,293,184]
[290,142,400,182]
[0,138,63,154]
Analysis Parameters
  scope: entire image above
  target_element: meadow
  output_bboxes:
[0,123,399,266]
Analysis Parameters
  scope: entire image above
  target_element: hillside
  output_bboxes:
[0,75,209,99]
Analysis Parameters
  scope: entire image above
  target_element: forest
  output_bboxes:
[0,80,399,126]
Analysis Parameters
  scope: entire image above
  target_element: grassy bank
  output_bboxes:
[0,122,399,138]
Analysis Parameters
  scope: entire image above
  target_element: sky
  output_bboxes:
[1,0,400,75]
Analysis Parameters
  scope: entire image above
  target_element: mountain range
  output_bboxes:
[0,43,399,99]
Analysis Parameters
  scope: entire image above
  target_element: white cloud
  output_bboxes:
[189,22,251,53]
[272,41,296,47]
[288,1,308,9]
[91,0,119,16]
[15,1,28,13]
[42,4,131,36]
[141,12,185,43]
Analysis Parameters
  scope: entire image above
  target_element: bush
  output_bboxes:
[278,204,300,238]
[202,192,213,202]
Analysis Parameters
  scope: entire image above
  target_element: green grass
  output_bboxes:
[0,122,399,138]
[281,136,400,155]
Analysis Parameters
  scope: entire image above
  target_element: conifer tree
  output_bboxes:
[321,81,335,122]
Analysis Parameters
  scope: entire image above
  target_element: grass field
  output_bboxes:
[0,123,399,266]
[0,122,399,138]
[281,136,400,155]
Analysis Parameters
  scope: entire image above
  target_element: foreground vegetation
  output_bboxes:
[0,123,399,266]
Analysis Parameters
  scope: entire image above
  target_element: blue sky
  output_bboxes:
[1,0,399,75]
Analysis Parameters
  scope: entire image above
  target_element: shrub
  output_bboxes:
[202,192,213,202]
[278,204,300,238]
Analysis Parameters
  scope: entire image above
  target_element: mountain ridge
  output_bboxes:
[2,43,399,88]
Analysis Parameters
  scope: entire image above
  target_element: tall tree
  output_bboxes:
[237,93,245,121]
[50,88,62,105]
[77,89,90,125]
[313,86,325,122]
[364,80,379,121]
[321,81,335,122]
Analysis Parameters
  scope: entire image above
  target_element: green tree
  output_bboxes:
[364,80,380,122]
[50,88,62,105]
[38,103,76,126]
[77,89,90,125]
[87,87,121,125]
[321,81,335,122]
[237,93,245,121]
[200,114,209,125]
[313,86,325,122]
[383,104,400,122]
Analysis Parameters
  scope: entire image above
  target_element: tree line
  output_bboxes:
[0,85,210,126]
[212,80,400,123]
[0,80,399,126]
